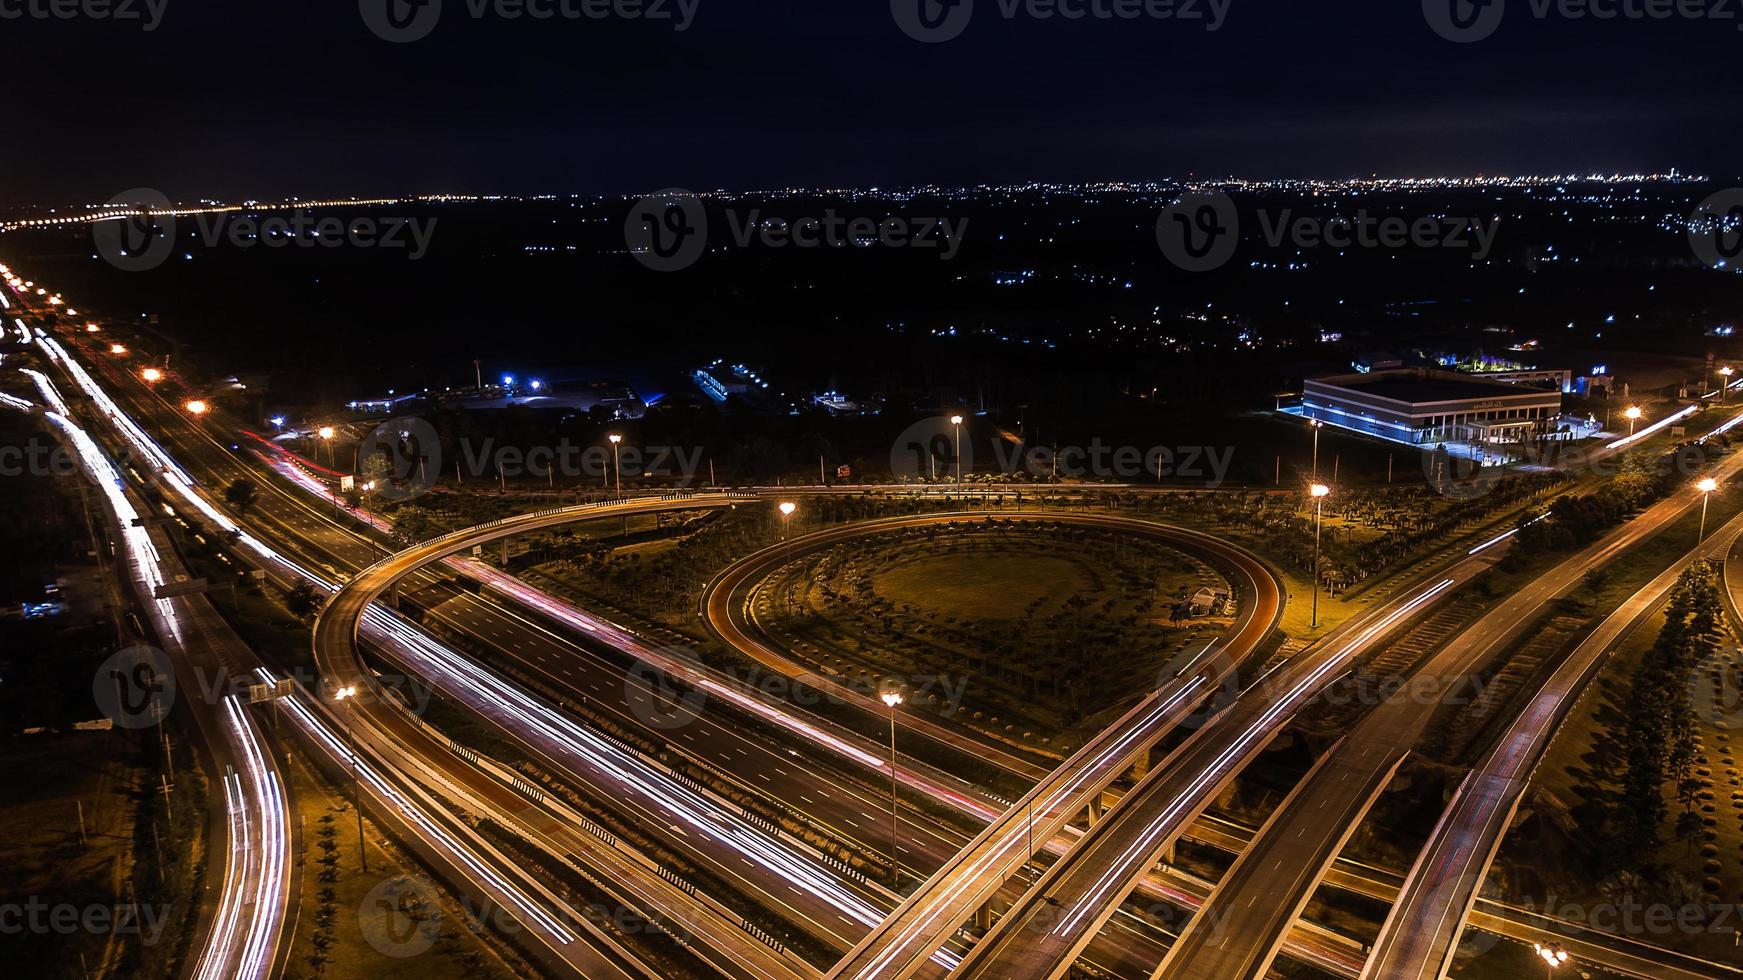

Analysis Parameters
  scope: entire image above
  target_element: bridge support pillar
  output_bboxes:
[1087,796,1104,824]
[974,903,993,932]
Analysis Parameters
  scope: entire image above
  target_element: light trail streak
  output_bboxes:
[0,384,288,980]
[1049,579,1454,943]
[23,315,901,959]
[224,695,290,980]
[1605,403,1698,451]
[357,601,899,936]
[262,668,581,944]
[856,677,1207,978]
[1467,511,1551,555]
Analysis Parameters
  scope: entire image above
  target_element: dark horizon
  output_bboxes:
[5,1,1740,208]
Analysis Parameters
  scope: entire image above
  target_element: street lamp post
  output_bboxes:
[608,434,623,497]
[1310,419,1323,480]
[1533,941,1568,979]
[1700,478,1719,555]
[880,689,904,888]
[1310,483,1330,629]
[1624,406,1642,438]
[1723,366,1735,404]
[950,414,964,499]
[778,501,796,542]
[332,685,369,872]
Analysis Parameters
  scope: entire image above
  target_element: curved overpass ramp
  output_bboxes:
[1361,512,1743,980]
[705,512,1280,785]
[721,514,1283,980]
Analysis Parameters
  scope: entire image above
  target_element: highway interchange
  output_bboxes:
[7,263,1743,980]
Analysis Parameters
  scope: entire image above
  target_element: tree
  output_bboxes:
[284,580,320,620]
[223,478,258,517]
[1616,565,1723,868]
[390,509,439,550]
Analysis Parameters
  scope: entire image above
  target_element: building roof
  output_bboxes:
[1308,369,1556,406]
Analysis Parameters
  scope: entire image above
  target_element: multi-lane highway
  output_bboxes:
[700,514,1283,980]
[1361,512,1743,980]
[1156,439,1743,980]
[12,296,787,978]
[949,530,1501,980]
[2,379,292,980]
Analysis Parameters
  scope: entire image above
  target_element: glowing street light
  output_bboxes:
[880,688,905,887]
[1308,419,1324,479]
[85,323,100,333]
[318,425,336,466]
[1533,941,1569,978]
[1700,477,1720,554]
[1624,405,1643,437]
[184,400,208,416]
[109,343,127,355]
[1310,483,1331,629]
[332,684,369,872]
[1723,366,1735,404]
[141,367,163,383]
[950,414,965,495]
[607,433,623,496]
[778,500,797,541]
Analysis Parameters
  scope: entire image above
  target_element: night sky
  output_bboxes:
[5,0,1738,206]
